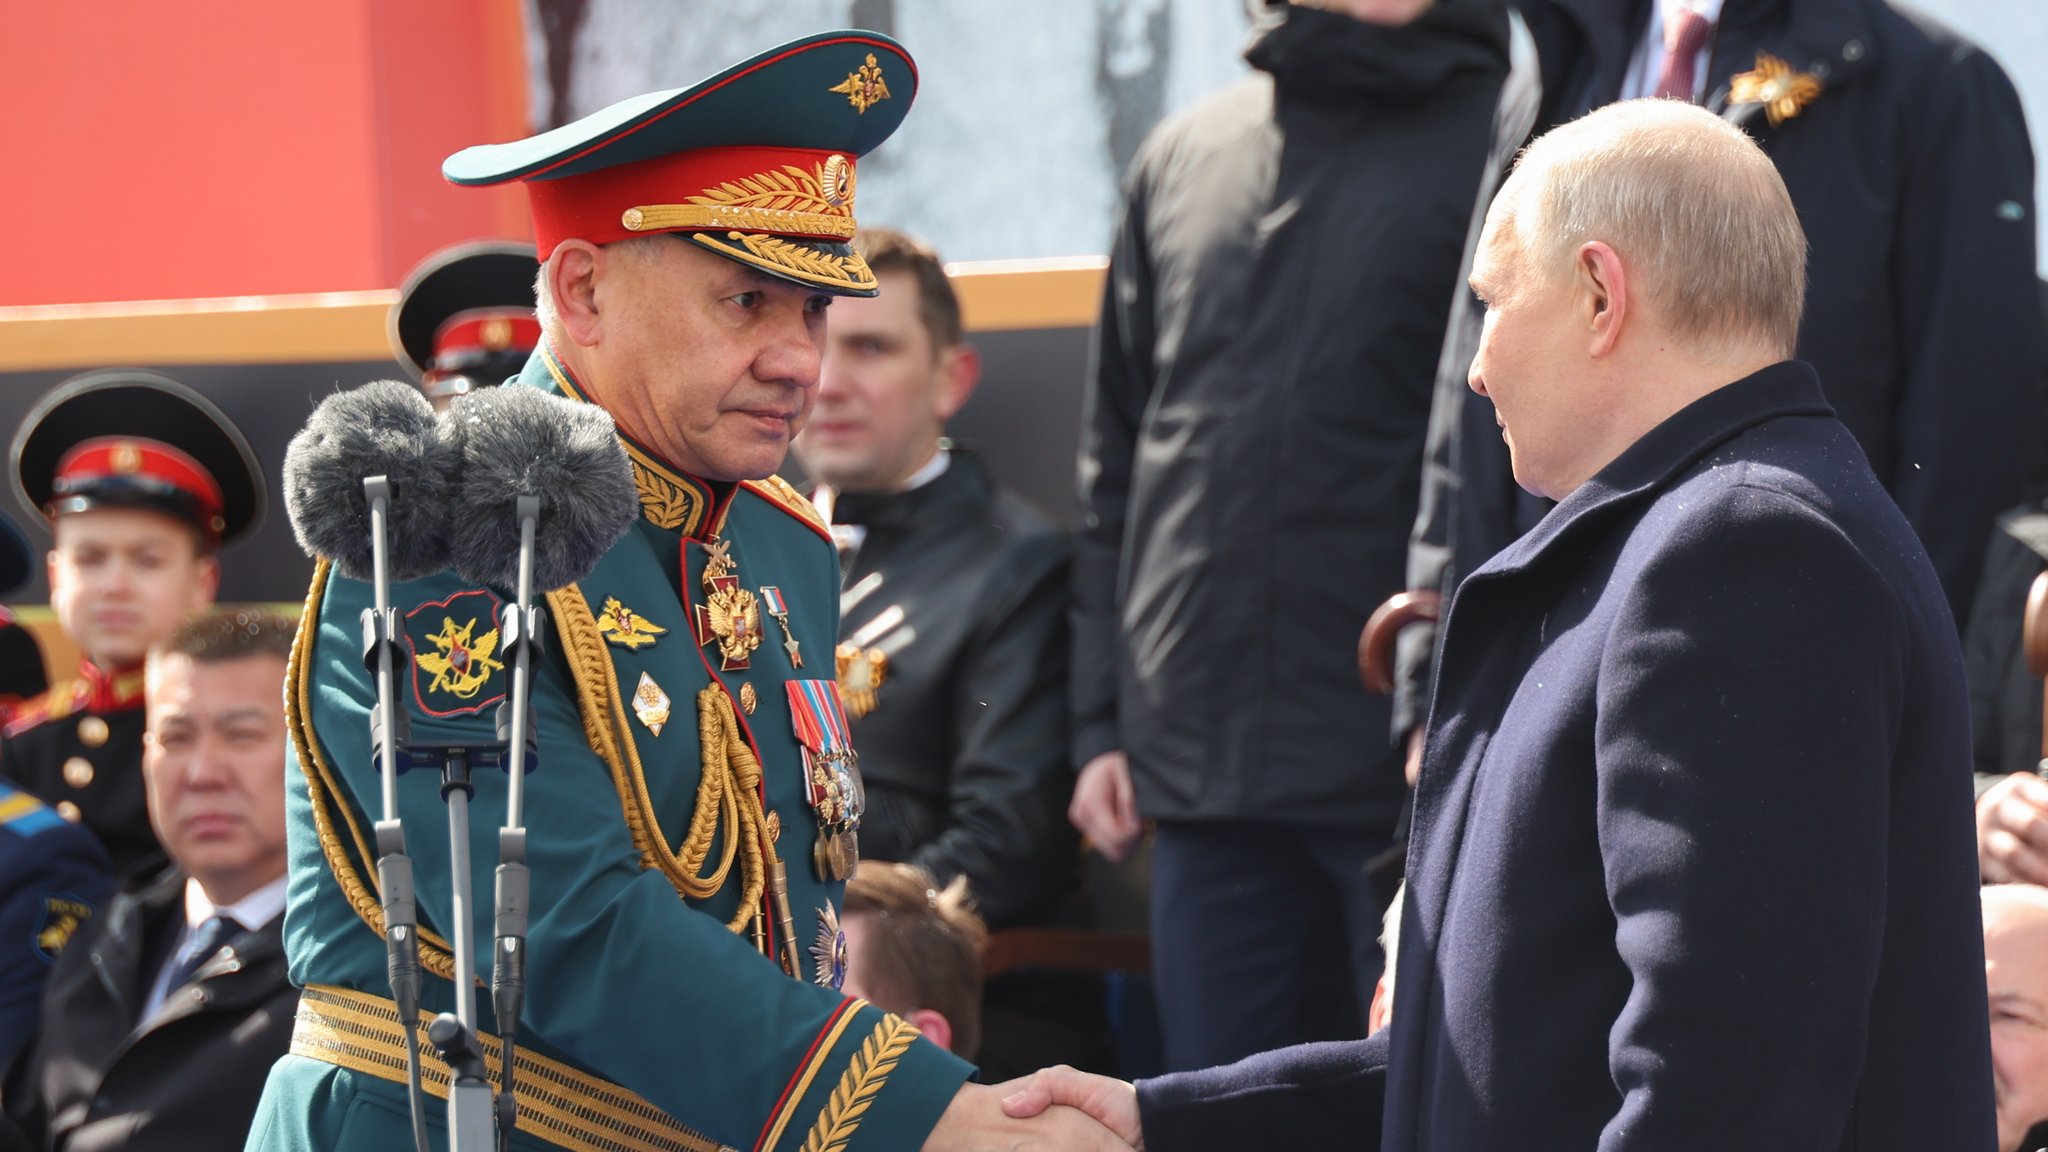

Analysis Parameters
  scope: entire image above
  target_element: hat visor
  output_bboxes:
[682,231,878,298]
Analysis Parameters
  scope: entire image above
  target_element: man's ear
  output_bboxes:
[932,343,981,423]
[1576,240,1628,359]
[549,242,605,350]
[44,549,61,606]
[904,1007,954,1055]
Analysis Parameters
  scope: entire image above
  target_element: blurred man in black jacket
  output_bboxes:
[1067,0,1528,1069]
[1395,0,2044,758]
[798,227,1104,1078]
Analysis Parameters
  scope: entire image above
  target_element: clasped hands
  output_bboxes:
[922,1066,1143,1152]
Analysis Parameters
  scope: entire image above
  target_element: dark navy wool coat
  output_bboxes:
[1138,362,1995,1150]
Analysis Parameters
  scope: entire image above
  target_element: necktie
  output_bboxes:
[1652,8,1715,102]
[830,524,863,584]
[163,915,240,992]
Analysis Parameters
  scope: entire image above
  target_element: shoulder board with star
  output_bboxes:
[743,476,831,540]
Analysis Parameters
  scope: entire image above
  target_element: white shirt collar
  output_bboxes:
[898,446,951,492]
[184,872,289,933]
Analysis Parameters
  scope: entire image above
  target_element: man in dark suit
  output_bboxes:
[3,610,298,1152]
[999,98,1992,1150]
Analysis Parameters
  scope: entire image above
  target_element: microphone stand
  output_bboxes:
[358,477,432,1152]
[407,496,544,1152]
[363,477,528,1152]
[489,495,543,1151]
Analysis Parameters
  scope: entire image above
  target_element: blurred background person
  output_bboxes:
[798,226,1109,1078]
[841,861,989,1063]
[388,239,541,413]
[3,372,263,876]
[1396,0,2045,780]
[2,610,298,1152]
[1984,884,2048,1152]
[1067,0,1525,1070]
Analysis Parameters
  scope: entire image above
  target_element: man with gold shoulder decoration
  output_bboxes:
[248,31,1132,1152]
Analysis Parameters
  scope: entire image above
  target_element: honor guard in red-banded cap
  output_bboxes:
[4,370,262,875]
[255,31,1019,1152]
[390,240,543,412]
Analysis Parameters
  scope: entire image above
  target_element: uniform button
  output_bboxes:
[740,682,758,715]
[766,811,782,842]
[55,801,82,822]
[62,756,95,789]
[77,716,109,747]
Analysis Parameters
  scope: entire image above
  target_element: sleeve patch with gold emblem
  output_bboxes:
[35,894,93,963]
[405,588,509,718]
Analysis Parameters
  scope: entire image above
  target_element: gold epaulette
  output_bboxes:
[743,476,829,537]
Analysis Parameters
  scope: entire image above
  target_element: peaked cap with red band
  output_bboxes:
[11,370,265,546]
[390,240,541,399]
[442,30,916,298]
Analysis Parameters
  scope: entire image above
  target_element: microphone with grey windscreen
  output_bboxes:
[282,379,458,582]
[442,384,638,593]
[280,379,456,1152]
[439,383,637,1144]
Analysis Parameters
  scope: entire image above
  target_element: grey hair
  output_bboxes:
[1502,99,1807,359]
[532,235,670,342]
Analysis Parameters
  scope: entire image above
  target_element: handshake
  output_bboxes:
[925,1067,1143,1152]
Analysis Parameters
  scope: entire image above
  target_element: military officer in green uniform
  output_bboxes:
[3,371,264,876]
[250,31,1131,1152]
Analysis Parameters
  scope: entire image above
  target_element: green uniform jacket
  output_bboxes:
[248,350,971,1152]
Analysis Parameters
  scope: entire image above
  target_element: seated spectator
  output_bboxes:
[798,226,1110,1077]
[3,611,298,1151]
[0,778,112,1074]
[1963,281,2048,886]
[1987,885,2048,1152]
[841,861,987,1061]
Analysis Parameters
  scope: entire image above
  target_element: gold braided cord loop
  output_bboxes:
[799,1016,920,1152]
[698,686,770,935]
[292,984,733,1152]
[546,585,772,936]
[288,560,459,981]
[547,583,662,870]
[623,205,856,240]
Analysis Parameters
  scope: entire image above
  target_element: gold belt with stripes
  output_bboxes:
[290,984,734,1152]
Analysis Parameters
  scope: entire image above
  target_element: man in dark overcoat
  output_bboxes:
[1394,0,2044,762]
[1001,98,1994,1151]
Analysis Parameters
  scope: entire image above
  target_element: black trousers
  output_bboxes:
[1149,820,1390,1072]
